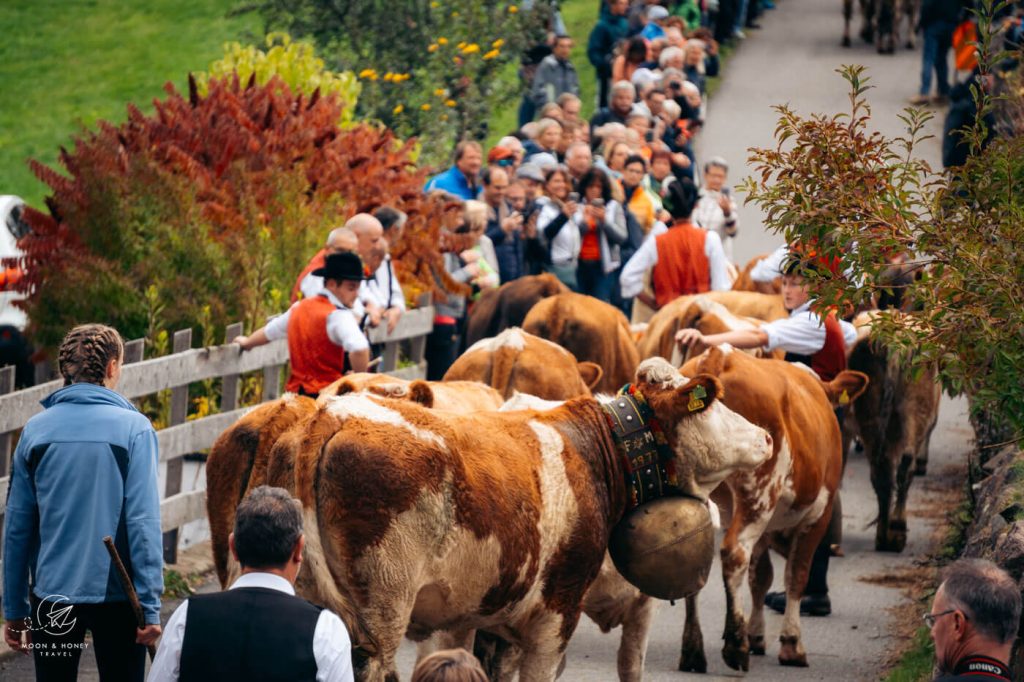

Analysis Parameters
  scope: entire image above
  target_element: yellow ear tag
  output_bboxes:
[839,389,850,406]
[687,393,705,412]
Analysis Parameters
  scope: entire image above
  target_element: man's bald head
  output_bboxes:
[326,227,358,254]
[345,213,384,259]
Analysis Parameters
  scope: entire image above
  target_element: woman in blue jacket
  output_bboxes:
[3,324,163,681]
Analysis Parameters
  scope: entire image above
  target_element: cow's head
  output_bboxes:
[632,357,773,495]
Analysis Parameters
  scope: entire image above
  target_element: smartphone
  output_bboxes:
[568,192,580,203]
[590,198,605,208]
[721,187,731,198]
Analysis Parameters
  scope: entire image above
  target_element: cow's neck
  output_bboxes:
[557,398,632,529]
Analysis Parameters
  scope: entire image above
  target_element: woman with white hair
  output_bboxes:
[692,156,739,261]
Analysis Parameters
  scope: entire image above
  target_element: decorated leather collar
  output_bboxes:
[601,384,706,510]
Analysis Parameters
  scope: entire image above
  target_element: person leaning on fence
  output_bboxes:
[411,649,488,682]
[3,323,163,682]
[234,252,371,398]
[927,558,1021,680]
[292,226,359,304]
[149,486,355,682]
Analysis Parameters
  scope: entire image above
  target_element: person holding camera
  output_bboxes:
[692,156,740,260]
[575,167,628,302]
[536,167,582,290]
[620,178,731,310]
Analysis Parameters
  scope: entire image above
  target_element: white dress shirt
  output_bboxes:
[148,572,354,682]
[761,301,858,356]
[750,243,788,283]
[619,222,732,299]
[265,289,369,353]
[692,190,739,260]
[363,256,406,311]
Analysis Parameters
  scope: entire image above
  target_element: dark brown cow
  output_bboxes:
[522,293,640,395]
[464,273,569,348]
[679,347,868,670]
[843,312,940,552]
[293,359,774,681]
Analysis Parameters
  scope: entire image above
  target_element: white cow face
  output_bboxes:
[633,358,773,496]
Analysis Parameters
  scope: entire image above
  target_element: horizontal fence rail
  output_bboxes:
[0,305,434,573]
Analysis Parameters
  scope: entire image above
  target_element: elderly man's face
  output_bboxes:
[457,146,483,178]
[567,146,593,177]
[483,168,509,207]
[354,224,384,258]
[562,99,581,122]
[611,88,635,116]
[686,45,705,67]
[704,165,727,191]
[506,183,527,211]
[928,585,968,675]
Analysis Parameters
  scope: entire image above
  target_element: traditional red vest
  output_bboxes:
[290,249,328,304]
[285,295,346,395]
[784,312,847,382]
[652,221,711,308]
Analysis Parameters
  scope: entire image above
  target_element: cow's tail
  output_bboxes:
[206,420,262,589]
[490,344,521,399]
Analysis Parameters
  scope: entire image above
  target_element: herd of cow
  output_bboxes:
[842,0,920,54]
[205,266,942,681]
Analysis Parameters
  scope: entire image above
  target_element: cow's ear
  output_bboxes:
[407,380,435,408]
[696,346,728,377]
[331,379,358,396]
[676,374,723,414]
[577,362,603,391]
[822,370,869,408]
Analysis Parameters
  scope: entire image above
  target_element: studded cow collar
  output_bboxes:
[601,384,683,510]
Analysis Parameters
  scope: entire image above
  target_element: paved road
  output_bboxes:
[0,0,970,680]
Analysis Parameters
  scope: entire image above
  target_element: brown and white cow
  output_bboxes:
[638,292,789,362]
[678,347,868,670]
[292,358,774,681]
[464,273,569,348]
[843,311,940,552]
[522,293,641,395]
[444,327,604,400]
[731,254,782,295]
[206,376,503,589]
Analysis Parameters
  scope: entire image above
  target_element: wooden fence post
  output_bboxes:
[408,293,432,373]
[263,362,282,402]
[163,328,192,564]
[221,323,243,412]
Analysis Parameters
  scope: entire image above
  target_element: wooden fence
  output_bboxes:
[0,306,434,570]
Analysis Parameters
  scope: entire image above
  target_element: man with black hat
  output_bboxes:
[233,251,370,398]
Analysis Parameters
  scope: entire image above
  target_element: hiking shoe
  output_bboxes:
[764,591,832,616]
[909,94,930,106]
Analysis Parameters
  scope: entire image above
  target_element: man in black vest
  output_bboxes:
[149,486,354,681]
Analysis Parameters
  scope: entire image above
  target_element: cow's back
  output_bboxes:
[464,273,568,347]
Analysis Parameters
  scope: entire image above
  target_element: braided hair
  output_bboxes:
[58,324,124,386]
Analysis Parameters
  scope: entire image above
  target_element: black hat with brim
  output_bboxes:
[312,252,370,281]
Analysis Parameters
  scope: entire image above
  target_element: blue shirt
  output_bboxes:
[424,166,479,201]
[2,383,163,623]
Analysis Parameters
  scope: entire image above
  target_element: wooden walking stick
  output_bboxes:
[103,536,157,661]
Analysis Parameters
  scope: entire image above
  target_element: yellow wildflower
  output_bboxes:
[483,49,500,60]
[358,68,378,80]
[438,37,448,45]
[492,38,505,49]
[421,103,432,111]
[457,41,467,49]
[508,5,518,13]
[451,10,460,17]
[383,72,394,82]
[462,43,480,54]
[434,88,446,97]
[428,43,438,52]
[441,114,449,122]
[430,0,440,6]
[393,104,404,114]
[445,99,457,107]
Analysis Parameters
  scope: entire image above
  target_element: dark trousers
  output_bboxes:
[921,21,955,96]
[577,260,617,303]
[29,596,146,682]
[426,322,460,381]
[597,73,611,109]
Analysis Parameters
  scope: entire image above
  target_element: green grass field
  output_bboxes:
[0,0,259,208]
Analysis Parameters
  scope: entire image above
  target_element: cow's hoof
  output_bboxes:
[842,35,851,47]
[860,28,873,43]
[749,634,766,656]
[722,638,750,672]
[876,533,907,553]
[905,40,916,50]
[779,636,808,667]
[679,647,708,673]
